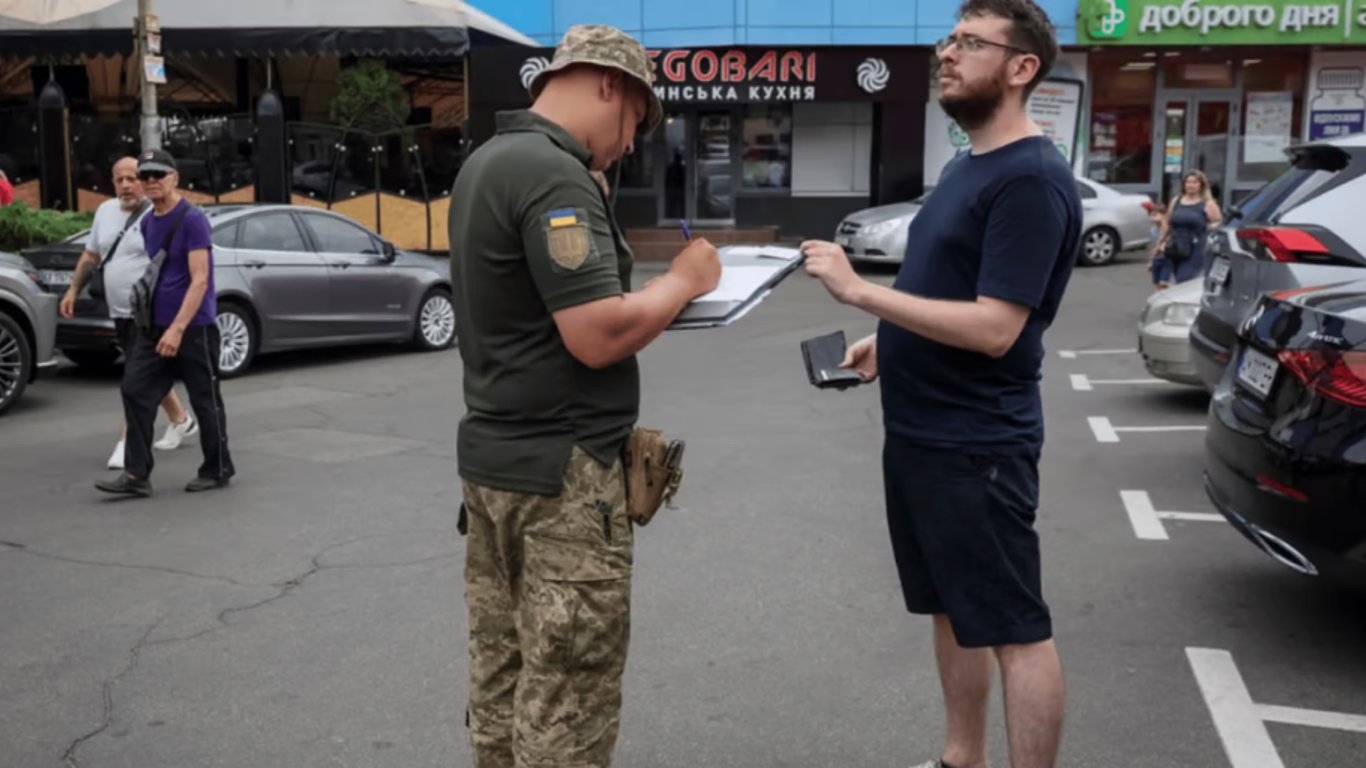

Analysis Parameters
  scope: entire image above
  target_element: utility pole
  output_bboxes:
[137,0,161,150]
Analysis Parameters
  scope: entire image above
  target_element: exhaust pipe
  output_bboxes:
[1247,523,1319,576]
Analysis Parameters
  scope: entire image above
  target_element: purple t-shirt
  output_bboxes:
[141,199,215,327]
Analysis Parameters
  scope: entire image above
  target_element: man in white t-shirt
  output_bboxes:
[60,157,198,469]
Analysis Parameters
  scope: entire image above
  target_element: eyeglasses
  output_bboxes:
[935,33,1034,58]
[137,170,169,181]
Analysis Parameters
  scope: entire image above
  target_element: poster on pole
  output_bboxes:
[144,56,167,85]
[1245,92,1294,164]
[146,32,162,55]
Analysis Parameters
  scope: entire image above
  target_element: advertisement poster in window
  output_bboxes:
[1306,52,1366,141]
[923,78,1084,186]
[1245,91,1294,163]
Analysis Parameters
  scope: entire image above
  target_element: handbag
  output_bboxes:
[87,200,150,301]
[1164,230,1199,264]
[130,204,192,333]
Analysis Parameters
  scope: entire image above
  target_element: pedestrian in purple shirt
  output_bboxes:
[96,149,235,497]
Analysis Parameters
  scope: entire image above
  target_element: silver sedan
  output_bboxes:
[834,178,1153,267]
[30,205,456,378]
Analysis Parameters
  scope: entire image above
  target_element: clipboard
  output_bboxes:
[668,246,805,330]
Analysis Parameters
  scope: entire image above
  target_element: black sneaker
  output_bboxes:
[185,476,231,493]
[96,473,153,498]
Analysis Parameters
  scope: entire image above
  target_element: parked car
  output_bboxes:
[23,204,455,378]
[1137,279,1204,386]
[834,177,1151,267]
[0,251,59,415]
[1205,280,1366,589]
[1192,134,1366,390]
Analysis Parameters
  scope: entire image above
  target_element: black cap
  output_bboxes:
[137,149,177,174]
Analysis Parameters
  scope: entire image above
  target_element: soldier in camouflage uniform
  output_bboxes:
[448,25,722,768]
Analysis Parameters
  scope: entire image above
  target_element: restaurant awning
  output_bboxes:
[0,0,536,59]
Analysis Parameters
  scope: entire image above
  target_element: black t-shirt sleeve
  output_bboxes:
[976,175,1070,310]
[518,170,624,312]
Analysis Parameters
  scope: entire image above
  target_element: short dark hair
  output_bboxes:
[958,0,1059,95]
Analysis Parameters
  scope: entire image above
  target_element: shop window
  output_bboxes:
[742,105,792,189]
[1238,56,1307,185]
[1087,53,1156,185]
[791,103,872,197]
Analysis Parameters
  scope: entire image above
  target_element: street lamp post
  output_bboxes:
[138,0,160,150]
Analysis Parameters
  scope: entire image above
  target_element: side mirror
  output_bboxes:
[382,241,398,261]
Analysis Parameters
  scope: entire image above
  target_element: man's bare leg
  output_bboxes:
[935,615,992,768]
[996,639,1066,768]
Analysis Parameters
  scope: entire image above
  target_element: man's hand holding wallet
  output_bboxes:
[801,330,878,390]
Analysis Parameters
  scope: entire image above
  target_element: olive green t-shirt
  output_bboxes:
[449,110,638,495]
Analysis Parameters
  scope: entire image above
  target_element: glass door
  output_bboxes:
[655,110,738,226]
[693,111,735,224]
[1156,89,1241,210]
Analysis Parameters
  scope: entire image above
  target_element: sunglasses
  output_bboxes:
[137,170,170,181]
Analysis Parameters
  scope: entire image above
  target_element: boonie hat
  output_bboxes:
[528,24,663,133]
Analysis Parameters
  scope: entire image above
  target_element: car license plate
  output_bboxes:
[1237,347,1279,398]
[39,270,72,286]
[835,235,850,248]
[1209,257,1230,285]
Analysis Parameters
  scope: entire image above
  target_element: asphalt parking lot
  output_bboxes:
[2,252,1365,767]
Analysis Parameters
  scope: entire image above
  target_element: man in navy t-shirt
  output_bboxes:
[804,2,1078,767]
[97,149,235,498]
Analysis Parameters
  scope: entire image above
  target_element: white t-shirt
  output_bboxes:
[87,198,151,319]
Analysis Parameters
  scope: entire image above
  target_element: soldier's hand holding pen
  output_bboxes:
[668,237,722,298]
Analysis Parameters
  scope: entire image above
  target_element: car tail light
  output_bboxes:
[1255,474,1309,503]
[1276,349,1366,407]
[1237,227,1330,263]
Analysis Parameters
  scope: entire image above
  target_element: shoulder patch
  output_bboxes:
[547,224,592,270]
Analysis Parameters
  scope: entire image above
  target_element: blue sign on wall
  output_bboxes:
[476,0,1080,47]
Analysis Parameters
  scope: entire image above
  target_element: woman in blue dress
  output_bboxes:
[1155,170,1223,288]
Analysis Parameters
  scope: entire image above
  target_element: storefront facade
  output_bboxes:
[1076,0,1366,208]
[469,46,929,238]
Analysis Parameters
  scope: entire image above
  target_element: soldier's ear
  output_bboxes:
[601,70,625,102]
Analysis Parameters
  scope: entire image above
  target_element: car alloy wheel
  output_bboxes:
[1082,228,1118,266]
[216,308,253,375]
[0,313,32,415]
[419,292,456,349]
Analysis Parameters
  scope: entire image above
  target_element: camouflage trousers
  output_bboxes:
[462,447,634,768]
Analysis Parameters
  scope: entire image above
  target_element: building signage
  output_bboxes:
[508,48,913,104]
[1079,0,1366,44]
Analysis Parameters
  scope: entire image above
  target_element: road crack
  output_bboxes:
[62,620,160,768]
[0,541,250,587]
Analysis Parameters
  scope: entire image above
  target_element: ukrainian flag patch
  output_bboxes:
[547,208,578,228]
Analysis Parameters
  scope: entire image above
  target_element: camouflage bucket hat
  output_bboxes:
[529,24,663,133]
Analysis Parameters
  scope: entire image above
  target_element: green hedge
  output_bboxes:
[0,202,94,253]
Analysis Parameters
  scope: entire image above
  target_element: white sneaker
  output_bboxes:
[154,416,199,451]
[108,440,125,470]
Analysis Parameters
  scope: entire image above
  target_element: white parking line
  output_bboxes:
[1188,648,1286,768]
[1058,348,1137,359]
[1070,374,1168,391]
[1189,648,1366,767]
[1120,491,1225,540]
[1258,704,1366,733]
[1088,416,1207,443]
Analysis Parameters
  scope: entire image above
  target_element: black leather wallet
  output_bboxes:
[801,331,865,390]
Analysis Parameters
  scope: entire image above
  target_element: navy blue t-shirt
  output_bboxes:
[877,136,1081,452]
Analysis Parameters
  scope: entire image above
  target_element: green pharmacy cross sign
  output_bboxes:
[1079,0,1366,44]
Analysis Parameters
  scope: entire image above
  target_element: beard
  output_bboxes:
[938,64,1009,131]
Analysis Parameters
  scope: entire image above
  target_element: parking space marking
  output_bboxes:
[1189,648,1366,767]
[1070,374,1167,391]
[1258,704,1366,733]
[1059,348,1137,359]
[1089,416,1206,443]
[1188,648,1286,768]
[1120,491,1225,540]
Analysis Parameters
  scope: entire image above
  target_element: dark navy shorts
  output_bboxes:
[882,435,1053,649]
